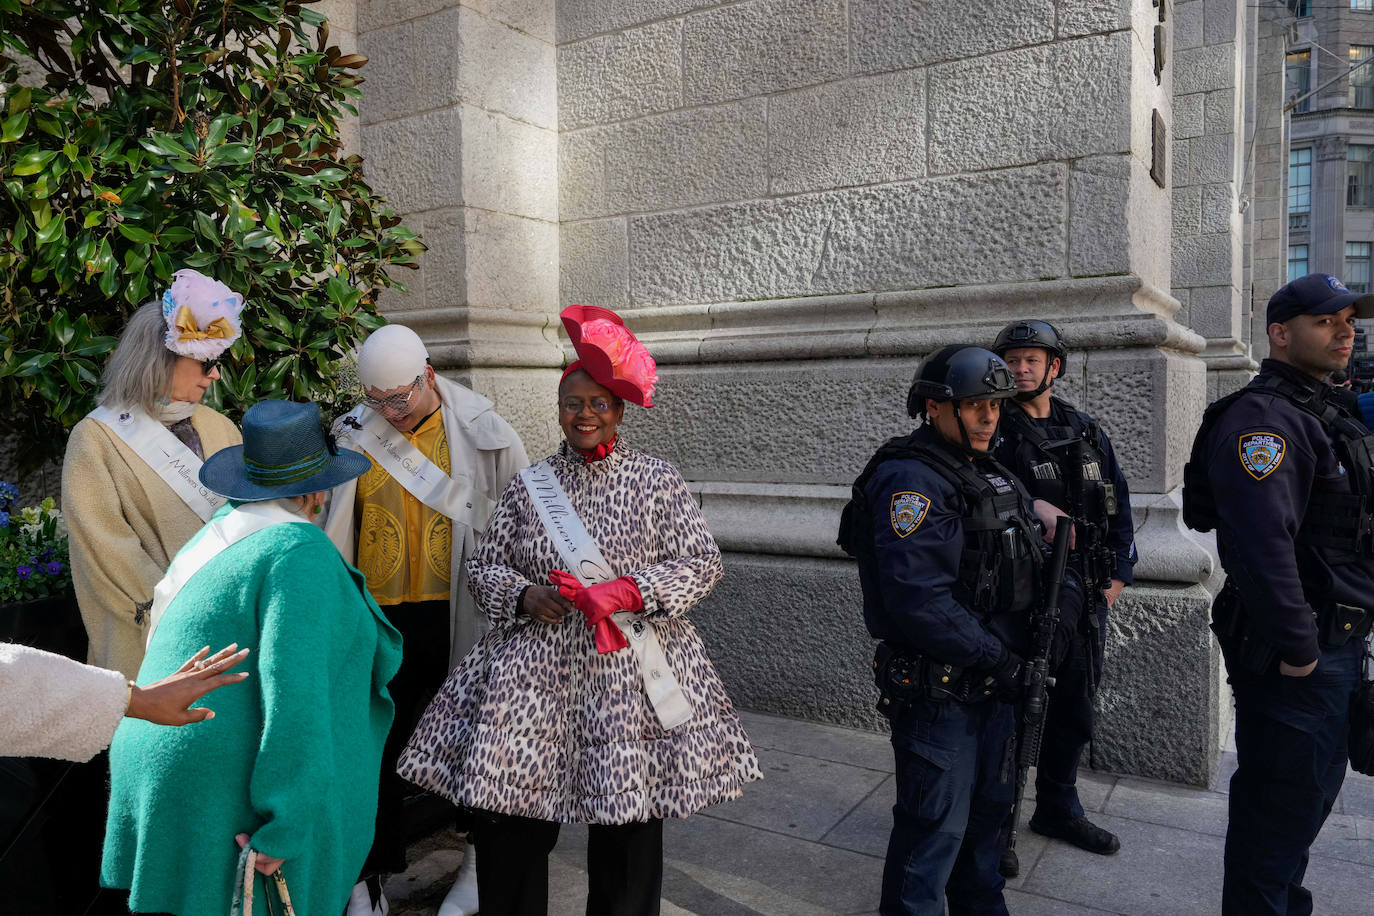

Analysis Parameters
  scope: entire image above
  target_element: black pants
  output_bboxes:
[1221,639,1360,915]
[473,814,663,916]
[1034,598,1107,822]
[362,599,451,878]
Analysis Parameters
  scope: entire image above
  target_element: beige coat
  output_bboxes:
[323,376,528,670]
[0,643,129,761]
[63,405,241,678]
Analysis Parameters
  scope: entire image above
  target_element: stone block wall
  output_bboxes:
[1173,0,1257,395]
[357,0,564,453]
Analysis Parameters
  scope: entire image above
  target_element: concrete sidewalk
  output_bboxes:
[388,710,1374,915]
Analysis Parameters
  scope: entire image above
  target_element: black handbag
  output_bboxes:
[1350,640,1374,777]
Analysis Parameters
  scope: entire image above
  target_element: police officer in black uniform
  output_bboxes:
[838,345,1078,915]
[990,321,1136,870]
[1184,273,1374,915]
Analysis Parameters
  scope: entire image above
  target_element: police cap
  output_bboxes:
[907,345,1018,418]
[991,320,1068,378]
[1267,273,1374,325]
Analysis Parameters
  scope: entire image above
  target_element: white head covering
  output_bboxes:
[160,269,246,360]
[357,324,429,391]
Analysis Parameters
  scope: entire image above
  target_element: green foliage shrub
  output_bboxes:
[0,0,423,469]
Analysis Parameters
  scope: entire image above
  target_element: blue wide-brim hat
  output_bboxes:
[200,400,371,501]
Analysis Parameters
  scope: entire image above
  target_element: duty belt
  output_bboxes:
[873,642,999,714]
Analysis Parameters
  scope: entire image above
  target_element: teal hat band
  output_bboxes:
[244,448,330,485]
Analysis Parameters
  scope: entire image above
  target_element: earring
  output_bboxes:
[313,504,323,515]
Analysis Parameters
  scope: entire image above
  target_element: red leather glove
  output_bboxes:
[547,571,641,653]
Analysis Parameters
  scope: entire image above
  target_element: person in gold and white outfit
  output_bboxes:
[322,324,527,916]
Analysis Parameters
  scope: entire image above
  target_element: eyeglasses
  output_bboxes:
[363,375,424,413]
[199,358,220,377]
[559,396,617,414]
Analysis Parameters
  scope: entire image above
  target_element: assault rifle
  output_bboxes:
[1003,521,1072,867]
[1047,434,1116,688]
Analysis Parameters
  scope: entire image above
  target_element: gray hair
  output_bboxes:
[96,301,178,413]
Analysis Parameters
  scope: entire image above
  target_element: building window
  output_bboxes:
[1290,147,1313,229]
[1289,246,1310,282]
[1356,0,1374,11]
[1290,0,1310,15]
[1351,145,1374,206]
[1287,49,1312,113]
[1353,46,1374,108]
[1348,243,1372,293]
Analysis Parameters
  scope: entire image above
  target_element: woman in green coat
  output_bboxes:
[102,400,403,916]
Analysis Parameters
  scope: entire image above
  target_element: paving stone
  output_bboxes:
[1303,847,1374,915]
[554,815,885,914]
[737,709,893,772]
[1021,811,1224,915]
[706,747,888,841]
[680,0,848,106]
[851,0,1055,73]
[1104,777,1229,837]
[1338,770,1374,816]
[1004,888,1119,914]
[1311,813,1374,866]
[820,774,892,857]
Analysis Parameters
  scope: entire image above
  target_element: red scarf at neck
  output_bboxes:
[570,435,617,463]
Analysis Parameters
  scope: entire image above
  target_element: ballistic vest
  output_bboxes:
[1184,373,1374,563]
[1000,399,1118,588]
[839,431,1043,624]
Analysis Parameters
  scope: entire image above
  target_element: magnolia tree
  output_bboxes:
[0,0,423,468]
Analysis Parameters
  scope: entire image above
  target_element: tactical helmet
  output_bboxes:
[906,345,1018,419]
[991,320,1068,379]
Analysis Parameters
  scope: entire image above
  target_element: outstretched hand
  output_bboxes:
[125,644,250,726]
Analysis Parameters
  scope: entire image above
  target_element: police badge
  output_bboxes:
[1239,432,1286,481]
[890,491,930,538]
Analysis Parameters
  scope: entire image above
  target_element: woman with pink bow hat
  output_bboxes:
[398,305,762,916]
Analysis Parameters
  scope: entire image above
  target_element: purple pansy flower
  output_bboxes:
[16,565,33,579]
[44,561,62,576]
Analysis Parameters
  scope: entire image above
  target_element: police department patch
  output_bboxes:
[890,491,930,538]
[1239,432,1286,481]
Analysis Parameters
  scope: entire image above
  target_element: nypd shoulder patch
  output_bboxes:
[890,491,930,538]
[1238,432,1286,481]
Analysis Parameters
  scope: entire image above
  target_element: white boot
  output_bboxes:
[437,847,479,916]
[346,877,389,916]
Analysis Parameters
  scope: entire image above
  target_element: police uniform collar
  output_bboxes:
[1258,358,1324,394]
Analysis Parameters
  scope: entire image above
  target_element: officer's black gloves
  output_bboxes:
[989,648,1025,702]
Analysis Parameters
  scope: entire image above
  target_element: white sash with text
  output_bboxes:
[519,461,693,731]
[335,408,490,530]
[88,405,224,522]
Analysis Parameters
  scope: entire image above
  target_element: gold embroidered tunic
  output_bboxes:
[353,408,452,605]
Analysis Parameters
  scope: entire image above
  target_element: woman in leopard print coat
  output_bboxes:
[398,362,762,915]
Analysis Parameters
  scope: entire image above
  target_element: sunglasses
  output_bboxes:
[362,374,424,413]
[199,358,220,376]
